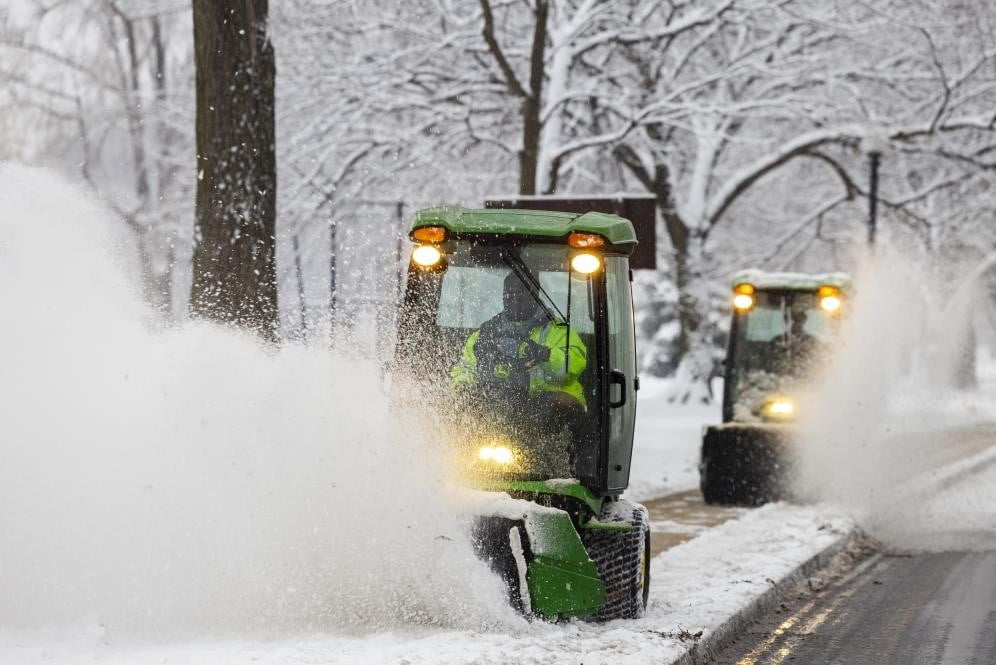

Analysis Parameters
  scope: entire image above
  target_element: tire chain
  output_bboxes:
[581,499,649,621]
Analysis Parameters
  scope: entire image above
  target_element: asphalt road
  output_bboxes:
[710,551,996,665]
[711,451,996,665]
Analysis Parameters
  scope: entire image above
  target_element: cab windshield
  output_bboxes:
[436,243,595,334]
[729,291,834,420]
[399,239,598,479]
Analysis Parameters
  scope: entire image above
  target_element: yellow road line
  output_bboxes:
[735,601,815,665]
[735,556,884,664]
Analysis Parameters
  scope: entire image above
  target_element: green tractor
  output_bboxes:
[394,206,649,620]
[700,270,851,506]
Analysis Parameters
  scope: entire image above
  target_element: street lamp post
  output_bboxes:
[868,150,881,247]
[329,218,338,318]
[861,134,889,250]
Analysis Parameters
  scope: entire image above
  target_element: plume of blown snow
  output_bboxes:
[794,249,996,548]
[0,163,518,640]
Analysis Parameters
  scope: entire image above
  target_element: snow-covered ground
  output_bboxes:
[0,503,853,665]
[626,377,721,501]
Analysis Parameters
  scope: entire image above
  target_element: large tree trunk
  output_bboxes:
[190,0,278,340]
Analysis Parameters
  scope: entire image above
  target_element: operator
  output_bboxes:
[451,272,587,419]
[779,308,821,375]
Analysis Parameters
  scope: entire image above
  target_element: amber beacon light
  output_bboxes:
[412,226,447,243]
[568,232,606,249]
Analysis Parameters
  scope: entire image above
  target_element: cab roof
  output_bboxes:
[412,206,638,253]
[731,269,852,291]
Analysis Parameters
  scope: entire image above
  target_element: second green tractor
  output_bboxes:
[700,270,852,505]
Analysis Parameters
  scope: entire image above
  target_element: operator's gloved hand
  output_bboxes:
[522,339,551,367]
[495,336,522,359]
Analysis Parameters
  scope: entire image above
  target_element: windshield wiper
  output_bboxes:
[500,248,566,323]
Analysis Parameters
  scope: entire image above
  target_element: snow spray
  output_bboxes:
[793,249,996,550]
[0,164,518,640]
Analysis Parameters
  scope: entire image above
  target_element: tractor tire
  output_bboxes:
[700,454,769,506]
[700,455,738,505]
[700,426,791,506]
[581,498,651,621]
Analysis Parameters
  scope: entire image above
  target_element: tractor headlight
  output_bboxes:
[733,293,755,310]
[761,396,796,421]
[412,244,443,268]
[570,252,601,274]
[478,445,516,465]
[820,296,841,314]
[820,295,842,313]
[818,285,843,313]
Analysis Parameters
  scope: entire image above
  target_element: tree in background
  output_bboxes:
[190,0,277,339]
[476,0,731,196]
[272,0,992,379]
[0,0,194,317]
[611,0,995,400]
[2,0,991,374]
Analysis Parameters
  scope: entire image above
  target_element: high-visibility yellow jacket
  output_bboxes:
[451,318,587,408]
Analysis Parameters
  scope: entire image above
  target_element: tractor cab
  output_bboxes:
[394,206,651,621]
[723,271,849,423]
[395,206,639,494]
[701,270,851,505]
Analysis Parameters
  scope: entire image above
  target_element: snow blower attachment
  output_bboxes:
[700,270,851,505]
[395,206,650,620]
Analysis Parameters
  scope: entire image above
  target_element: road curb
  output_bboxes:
[668,526,861,665]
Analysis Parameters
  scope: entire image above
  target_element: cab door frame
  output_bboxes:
[593,253,639,495]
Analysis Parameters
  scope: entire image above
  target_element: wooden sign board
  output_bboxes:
[484,195,657,270]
